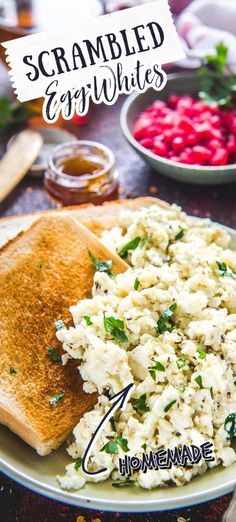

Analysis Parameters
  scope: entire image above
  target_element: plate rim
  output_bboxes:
[0,213,236,512]
[1,455,235,512]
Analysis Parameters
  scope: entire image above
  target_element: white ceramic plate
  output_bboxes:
[0,214,236,513]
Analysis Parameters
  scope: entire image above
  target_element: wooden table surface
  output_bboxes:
[0,88,235,522]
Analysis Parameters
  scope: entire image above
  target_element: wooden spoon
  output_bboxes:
[0,129,43,203]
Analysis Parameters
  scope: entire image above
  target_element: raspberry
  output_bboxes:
[133,94,235,168]
[153,139,167,157]
[211,149,228,166]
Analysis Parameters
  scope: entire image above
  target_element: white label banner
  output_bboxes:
[2,0,185,121]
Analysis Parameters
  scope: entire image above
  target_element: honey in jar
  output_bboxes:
[44,141,119,206]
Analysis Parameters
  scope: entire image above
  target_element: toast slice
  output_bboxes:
[0,214,128,455]
[0,197,169,249]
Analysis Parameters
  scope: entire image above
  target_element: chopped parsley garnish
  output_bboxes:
[112,479,136,488]
[101,440,118,455]
[174,226,186,241]
[195,375,204,389]
[84,315,93,326]
[49,392,65,406]
[210,386,214,399]
[140,236,148,248]
[47,346,61,363]
[177,359,186,369]
[101,437,129,454]
[103,313,128,344]
[134,278,140,291]
[9,367,17,374]
[74,457,83,470]
[156,303,177,334]
[168,226,187,248]
[116,436,130,453]
[108,272,117,280]
[197,348,207,360]
[55,320,65,331]
[177,386,186,393]
[164,400,177,413]
[110,417,116,432]
[148,361,165,381]
[88,251,113,273]
[224,412,236,440]
[133,394,150,414]
[214,260,236,281]
[118,236,142,259]
[141,443,147,451]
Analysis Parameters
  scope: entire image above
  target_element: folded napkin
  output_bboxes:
[177,0,236,68]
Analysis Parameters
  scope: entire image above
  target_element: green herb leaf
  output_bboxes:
[148,361,165,381]
[197,348,207,360]
[0,97,36,134]
[101,435,129,455]
[134,278,140,290]
[214,260,236,281]
[118,236,141,258]
[49,392,65,406]
[100,440,119,455]
[55,320,65,331]
[133,394,150,414]
[164,400,177,413]
[9,367,17,374]
[103,313,128,344]
[88,251,113,273]
[224,412,236,440]
[157,303,177,334]
[141,443,147,451]
[112,479,136,488]
[84,315,93,326]
[107,272,116,279]
[74,457,83,470]
[110,417,116,432]
[174,226,186,241]
[199,43,236,108]
[0,97,12,129]
[177,359,186,369]
[210,386,214,400]
[47,346,61,363]
[140,236,148,248]
[195,375,204,389]
[116,436,130,453]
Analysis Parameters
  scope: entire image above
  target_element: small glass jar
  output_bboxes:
[44,140,119,206]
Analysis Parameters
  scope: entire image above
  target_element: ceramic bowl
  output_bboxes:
[120,73,236,185]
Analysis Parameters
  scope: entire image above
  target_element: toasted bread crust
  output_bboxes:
[0,197,170,454]
[0,197,169,250]
[0,215,127,455]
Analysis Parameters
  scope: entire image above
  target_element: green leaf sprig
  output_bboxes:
[213,260,236,281]
[47,346,62,363]
[133,394,150,414]
[88,251,113,274]
[157,303,177,334]
[103,313,128,344]
[148,361,165,381]
[224,412,236,440]
[101,436,130,454]
[0,97,37,134]
[199,43,236,107]
[49,392,65,406]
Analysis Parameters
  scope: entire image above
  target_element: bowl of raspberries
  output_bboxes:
[121,45,236,185]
